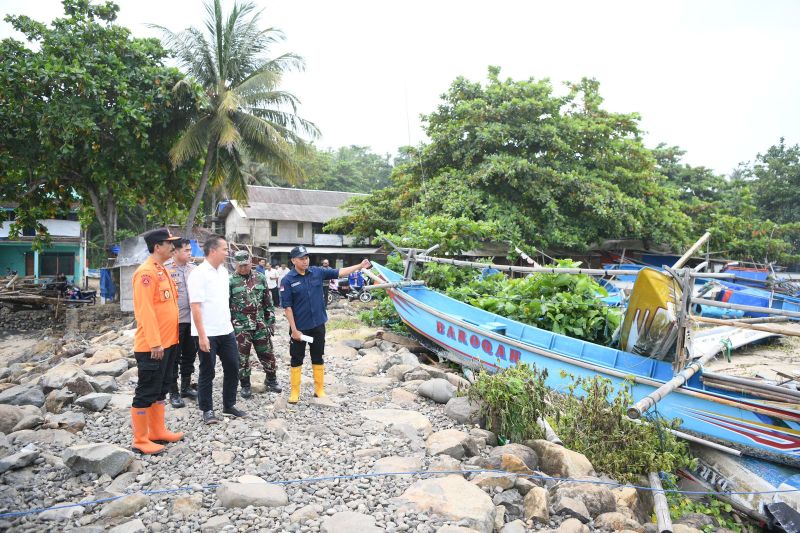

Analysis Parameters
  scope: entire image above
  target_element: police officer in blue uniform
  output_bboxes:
[280,246,370,403]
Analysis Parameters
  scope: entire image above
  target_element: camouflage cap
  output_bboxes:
[233,250,251,265]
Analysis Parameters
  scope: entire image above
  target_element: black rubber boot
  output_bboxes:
[265,373,282,393]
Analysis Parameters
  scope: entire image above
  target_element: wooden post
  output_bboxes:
[671,232,711,270]
[649,472,673,533]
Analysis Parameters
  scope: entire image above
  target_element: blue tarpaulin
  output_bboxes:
[100,268,115,300]
[189,239,203,257]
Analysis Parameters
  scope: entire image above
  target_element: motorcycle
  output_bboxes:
[326,278,372,304]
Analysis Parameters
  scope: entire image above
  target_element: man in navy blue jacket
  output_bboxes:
[280,246,370,403]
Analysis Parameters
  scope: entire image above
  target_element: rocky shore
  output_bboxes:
[0,308,722,532]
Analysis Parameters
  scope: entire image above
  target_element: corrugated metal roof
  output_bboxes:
[239,186,366,222]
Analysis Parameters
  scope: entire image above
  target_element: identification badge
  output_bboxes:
[291,281,301,287]
[163,290,171,299]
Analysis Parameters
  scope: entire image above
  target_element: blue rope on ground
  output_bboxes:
[1,468,797,519]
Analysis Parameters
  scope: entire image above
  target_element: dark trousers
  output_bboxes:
[289,324,326,367]
[322,286,329,308]
[170,322,197,392]
[132,344,178,408]
[196,332,239,412]
[270,287,280,309]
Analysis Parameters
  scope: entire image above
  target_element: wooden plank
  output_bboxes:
[649,472,673,533]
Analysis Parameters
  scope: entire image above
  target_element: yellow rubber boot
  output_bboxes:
[147,401,185,443]
[130,407,164,455]
[312,364,327,399]
[288,366,302,404]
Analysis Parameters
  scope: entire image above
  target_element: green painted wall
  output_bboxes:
[0,242,83,282]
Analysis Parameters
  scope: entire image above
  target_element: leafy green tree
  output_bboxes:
[751,138,800,225]
[0,0,197,249]
[155,0,319,237]
[331,68,691,252]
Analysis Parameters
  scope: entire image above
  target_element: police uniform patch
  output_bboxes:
[141,274,151,286]
[163,290,171,299]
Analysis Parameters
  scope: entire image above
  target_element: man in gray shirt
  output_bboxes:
[166,239,198,408]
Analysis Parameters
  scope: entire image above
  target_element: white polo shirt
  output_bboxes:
[187,260,234,337]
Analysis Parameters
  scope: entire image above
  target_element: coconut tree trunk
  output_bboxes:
[184,140,216,239]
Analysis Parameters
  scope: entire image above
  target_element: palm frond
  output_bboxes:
[169,117,213,167]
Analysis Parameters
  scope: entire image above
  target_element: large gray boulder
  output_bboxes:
[445,396,484,425]
[526,439,595,478]
[8,428,76,447]
[44,411,86,433]
[417,378,457,404]
[489,443,538,471]
[63,443,134,477]
[395,475,496,533]
[359,409,432,438]
[44,389,76,414]
[83,359,129,377]
[379,349,420,372]
[553,481,616,518]
[40,363,86,393]
[0,443,39,473]
[75,392,112,412]
[0,383,45,407]
[0,404,28,433]
[99,492,150,518]
[426,429,475,459]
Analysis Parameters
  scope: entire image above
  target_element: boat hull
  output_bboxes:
[373,263,800,469]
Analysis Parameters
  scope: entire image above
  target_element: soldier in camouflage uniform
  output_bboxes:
[229,251,282,398]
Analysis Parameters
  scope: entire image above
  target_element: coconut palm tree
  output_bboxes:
[155,0,319,237]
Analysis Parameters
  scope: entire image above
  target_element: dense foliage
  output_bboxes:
[447,261,623,345]
[0,0,197,249]
[466,365,693,485]
[330,68,800,266]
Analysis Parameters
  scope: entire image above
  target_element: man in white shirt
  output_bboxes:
[187,235,245,424]
[265,263,280,310]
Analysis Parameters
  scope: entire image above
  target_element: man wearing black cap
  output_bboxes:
[280,246,370,403]
[130,228,185,454]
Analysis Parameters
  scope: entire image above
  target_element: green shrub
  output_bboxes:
[467,363,549,443]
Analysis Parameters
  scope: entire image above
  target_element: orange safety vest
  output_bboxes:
[133,256,179,352]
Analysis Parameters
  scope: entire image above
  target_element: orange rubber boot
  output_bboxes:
[130,407,164,455]
[147,401,185,443]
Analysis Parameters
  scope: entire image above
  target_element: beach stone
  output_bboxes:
[44,411,86,433]
[290,503,323,523]
[396,475,495,533]
[499,453,534,474]
[212,450,235,465]
[63,443,134,477]
[0,404,27,433]
[444,396,483,425]
[351,351,386,376]
[554,482,616,518]
[418,363,448,379]
[418,378,456,403]
[321,511,383,533]
[527,439,595,478]
[172,493,204,518]
[372,455,423,475]
[8,428,76,447]
[557,518,591,533]
[471,471,517,490]
[359,408,432,437]
[523,486,548,521]
[501,520,526,533]
[83,359,129,377]
[493,488,523,520]
[514,477,538,496]
[489,443,538,471]
[40,363,94,396]
[436,527,480,533]
[109,519,147,533]
[614,486,651,524]
[11,414,43,432]
[100,492,149,518]
[387,363,415,380]
[216,481,288,508]
[469,428,497,446]
[201,515,233,532]
[426,428,472,459]
[75,392,113,412]
[595,511,644,532]
[0,433,11,457]
[39,505,85,521]
[0,383,45,407]
[84,345,127,365]
[390,388,417,406]
[0,443,39,473]
[404,368,431,381]
[44,389,76,414]
[89,375,119,393]
[380,349,420,371]
[445,372,471,389]
[554,495,591,523]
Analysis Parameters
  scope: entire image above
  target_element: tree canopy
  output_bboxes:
[0,0,197,249]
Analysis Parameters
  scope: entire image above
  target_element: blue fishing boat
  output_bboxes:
[371,262,800,469]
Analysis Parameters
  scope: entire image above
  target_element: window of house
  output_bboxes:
[296,223,304,238]
[270,220,278,237]
[312,223,324,235]
[40,252,75,276]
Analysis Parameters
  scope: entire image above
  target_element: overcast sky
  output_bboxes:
[2,0,798,175]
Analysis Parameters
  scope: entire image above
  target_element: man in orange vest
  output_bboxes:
[130,228,186,454]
